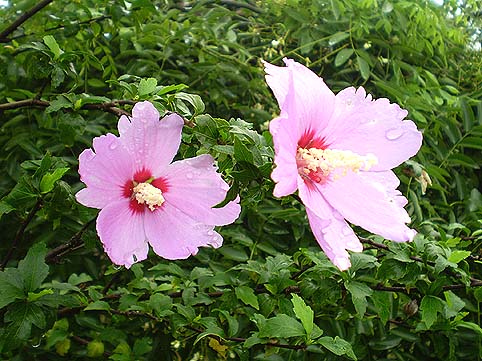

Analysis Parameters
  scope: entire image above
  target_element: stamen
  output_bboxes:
[297,147,377,183]
[132,182,165,211]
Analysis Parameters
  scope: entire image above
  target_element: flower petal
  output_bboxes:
[118,101,184,176]
[326,87,422,170]
[270,117,299,197]
[265,58,336,142]
[76,133,134,208]
[144,203,223,260]
[322,170,416,243]
[305,207,362,271]
[96,199,148,268]
[161,154,240,226]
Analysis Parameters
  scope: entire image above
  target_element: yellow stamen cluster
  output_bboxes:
[133,182,165,211]
[297,147,378,181]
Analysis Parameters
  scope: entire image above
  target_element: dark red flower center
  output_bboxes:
[123,168,169,213]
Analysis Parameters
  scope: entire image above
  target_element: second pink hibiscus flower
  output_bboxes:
[265,58,423,270]
[76,101,241,268]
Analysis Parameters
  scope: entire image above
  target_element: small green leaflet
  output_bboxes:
[291,294,314,336]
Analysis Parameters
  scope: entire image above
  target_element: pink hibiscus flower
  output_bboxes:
[76,101,241,268]
[264,58,423,270]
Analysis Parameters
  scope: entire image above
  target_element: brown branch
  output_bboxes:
[45,217,96,264]
[0,0,54,43]
[0,98,132,116]
[0,99,194,126]
[0,199,42,271]
[10,15,111,41]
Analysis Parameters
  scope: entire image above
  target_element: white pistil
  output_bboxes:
[297,147,378,181]
[133,182,165,211]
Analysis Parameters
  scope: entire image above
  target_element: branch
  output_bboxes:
[10,15,111,41]
[0,199,42,270]
[0,98,132,117]
[45,217,95,264]
[0,98,195,126]
[0,0,54,43]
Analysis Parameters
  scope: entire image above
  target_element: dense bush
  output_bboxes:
[0,0,481,360]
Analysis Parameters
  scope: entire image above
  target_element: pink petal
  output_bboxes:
[326,87,422,170]
[144,202,223,260]
[270,117,299,197]
[322,170,416,243]
[118,101,184,176]
[161,154,240,226]
[96,199,148,268]
[265,58,336,142]
[76,134,134,208]
[305,207,362,271]
[297,180,362,270]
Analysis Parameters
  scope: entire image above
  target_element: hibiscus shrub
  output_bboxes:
[0,0,481,360]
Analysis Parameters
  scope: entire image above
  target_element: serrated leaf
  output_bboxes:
[318,336,357,360]
[335,48,354,67]
[0,268,25,308]
[291,294,314,336]
[235,286,259,310]
[138,77,158,96]
[258,314,305,338]
[18,243,49,292]
[420,295,444,329]
[40,167,69,194]
[344,281,373,317]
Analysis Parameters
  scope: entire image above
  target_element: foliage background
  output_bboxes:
[0,0,481,360]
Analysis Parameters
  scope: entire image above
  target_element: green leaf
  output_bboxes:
[420,295,444,328]
[5,302,46,330]
[235,286,259,310]
[328,32,349,46]
[0,268,25,308]
[258,314,305,338]
[234,137,254,164]
[40,167,69,194]
[84,300,111,311]
[45,95,73,113]
[447,250,471,264]
[344,281,373,317]
[291,294,314,336]
[43,35,63,60]
[18,242,49,292]
[334,48,354,67]
[138,77,158,96]
[318,336,357,360]
[357,56,370,80]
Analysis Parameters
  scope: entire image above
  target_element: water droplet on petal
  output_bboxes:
[385,127,403,140]
[186,173,193,179]
[109,142,118,150]
[207,230,214,236]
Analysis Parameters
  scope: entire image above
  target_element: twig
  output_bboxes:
[0,0,54,43]
[0,98,133,117]
[9,15,111,41]
[45,218,96,263]
[0,99,195,126]
[71,335,112,356]
[0,199,42,270]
